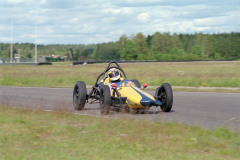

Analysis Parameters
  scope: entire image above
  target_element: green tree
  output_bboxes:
[95,42,120,60]
[146,35,152,49]
[132,32,148,59]
[116,35,127,58]
[171,33,182,50]
[151,32,171,54]
[161,32,171,53]
[27,52,32,59]
[121,40,137,60]
[151,32,162,52]
[194,33,209,57]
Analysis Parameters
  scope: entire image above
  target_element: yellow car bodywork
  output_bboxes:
[104,77,158,109]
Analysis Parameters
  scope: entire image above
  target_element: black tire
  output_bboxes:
[131,79,141,89]
[99,85,111,115]
[156,83,173,112]
[73,81,87,110]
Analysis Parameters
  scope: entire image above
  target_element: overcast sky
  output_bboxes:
[0,0,239,44]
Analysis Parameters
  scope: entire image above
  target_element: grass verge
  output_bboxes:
[0,106,239,160]
[0,61,240,90]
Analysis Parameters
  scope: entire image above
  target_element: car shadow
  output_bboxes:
[83,107,100,111]
[110,107,175,114]
[135,109,175,114]
[81,106,175,115]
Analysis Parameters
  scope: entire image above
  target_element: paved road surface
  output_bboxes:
[0,86,240,130]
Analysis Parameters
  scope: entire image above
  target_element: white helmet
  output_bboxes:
[108,68,120,81]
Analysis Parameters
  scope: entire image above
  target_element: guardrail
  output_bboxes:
[72,59,237,65]
[0,62,52,65]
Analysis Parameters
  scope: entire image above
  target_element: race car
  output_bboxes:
[73,61,173,115]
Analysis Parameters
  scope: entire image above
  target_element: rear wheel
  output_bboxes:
[99,85,111,115]
[156,83,173,112]
[73,81,87,110]
[131,79,141,89]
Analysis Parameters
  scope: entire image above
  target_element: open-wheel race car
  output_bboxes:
[73,61,173,115]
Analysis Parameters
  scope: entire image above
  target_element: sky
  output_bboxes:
[0,0,239,44]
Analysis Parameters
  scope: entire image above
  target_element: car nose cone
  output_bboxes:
[140,98,155,106]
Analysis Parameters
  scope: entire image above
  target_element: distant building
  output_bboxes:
[52,54,59,59]
[14,54,20,63]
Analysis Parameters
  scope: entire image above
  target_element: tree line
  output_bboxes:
[0,32,239,61]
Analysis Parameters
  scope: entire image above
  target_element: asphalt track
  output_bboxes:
[1,86,240,131]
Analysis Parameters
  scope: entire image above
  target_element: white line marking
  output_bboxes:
[224,117,236,123]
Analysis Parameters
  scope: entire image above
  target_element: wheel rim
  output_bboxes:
[159,88,167,109]
[73,87,79,107]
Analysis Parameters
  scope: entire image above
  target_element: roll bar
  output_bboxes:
[95,61,127,86]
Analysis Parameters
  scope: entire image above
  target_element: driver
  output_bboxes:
[107,68,132,87]
[108,68,121,82]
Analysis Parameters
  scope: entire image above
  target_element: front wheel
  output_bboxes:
[156,83,173,112]
[99,85,111,115]
[73,81,87,110]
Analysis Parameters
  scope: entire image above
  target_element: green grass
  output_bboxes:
[0,61,240,88]
[0,106,239,160]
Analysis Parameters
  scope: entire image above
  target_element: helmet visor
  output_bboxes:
[115,71,119,76]
[109,71,120,78]
[109,72,114,78]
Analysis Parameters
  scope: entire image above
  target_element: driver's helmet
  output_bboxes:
[108,68,120,81]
